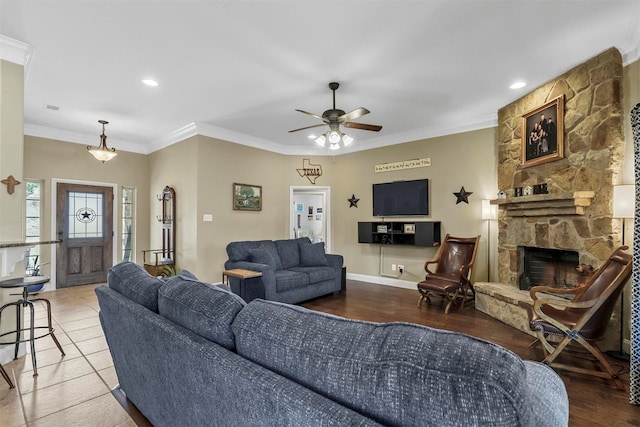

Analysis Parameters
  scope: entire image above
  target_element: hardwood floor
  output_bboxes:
[1,280,638,426]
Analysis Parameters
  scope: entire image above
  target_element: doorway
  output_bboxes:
[54,181,115,288]
[290,186,331,252]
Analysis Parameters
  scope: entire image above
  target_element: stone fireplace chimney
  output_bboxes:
[496,48,625,284]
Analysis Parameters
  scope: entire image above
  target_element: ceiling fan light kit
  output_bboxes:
[290,82,382,150]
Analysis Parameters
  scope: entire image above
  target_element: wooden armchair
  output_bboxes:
[417,234,480,314]
[529,246,632,390]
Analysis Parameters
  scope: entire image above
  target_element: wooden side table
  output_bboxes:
[222,269,262,301]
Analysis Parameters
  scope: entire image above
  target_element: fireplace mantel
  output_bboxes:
[490,191,595,217]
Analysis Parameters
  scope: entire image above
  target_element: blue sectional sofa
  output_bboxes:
[224,237,343,303]
[96,262,569,427]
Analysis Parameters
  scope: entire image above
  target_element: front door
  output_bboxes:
[56,183,113,287]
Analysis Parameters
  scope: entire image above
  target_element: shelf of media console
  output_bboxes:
[357,221,441,247]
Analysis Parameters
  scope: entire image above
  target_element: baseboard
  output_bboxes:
[346,273,416,290]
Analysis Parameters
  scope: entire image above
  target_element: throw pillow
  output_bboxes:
[300,242,328,266]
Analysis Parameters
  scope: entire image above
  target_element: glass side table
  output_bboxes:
[0,276,65,377]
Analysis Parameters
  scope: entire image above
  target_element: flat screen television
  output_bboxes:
[373,179,429,216]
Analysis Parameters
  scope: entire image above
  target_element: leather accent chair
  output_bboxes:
[417,234,480,314]
[529,246,632,390]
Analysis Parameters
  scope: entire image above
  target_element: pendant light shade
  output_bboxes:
[87,120,117,163]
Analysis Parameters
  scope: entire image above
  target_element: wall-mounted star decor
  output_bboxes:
[453,186,473,204]
[348,194,359,208]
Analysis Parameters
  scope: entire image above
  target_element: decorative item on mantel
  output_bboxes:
[87,120,117,163]
[453,186,472,204]
[348,194,359,208]
[1,175,20,195]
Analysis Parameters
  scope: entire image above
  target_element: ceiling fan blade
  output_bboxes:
[344,122,383,132]
[339,107,370,122]
[295,109,326,122]
[288,123,327,133]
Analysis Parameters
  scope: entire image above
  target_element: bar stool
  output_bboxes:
[0,276,65,377]
[0,363,13,388]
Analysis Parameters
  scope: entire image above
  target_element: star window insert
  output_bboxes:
[68,192,104,238]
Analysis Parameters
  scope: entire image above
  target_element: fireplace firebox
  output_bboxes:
[518,246,580,291]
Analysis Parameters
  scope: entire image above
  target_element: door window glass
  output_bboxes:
[68,191,104,238]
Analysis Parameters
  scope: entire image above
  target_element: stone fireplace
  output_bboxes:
[475,48,625,350]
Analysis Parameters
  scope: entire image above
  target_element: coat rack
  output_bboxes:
[143,186,176,276]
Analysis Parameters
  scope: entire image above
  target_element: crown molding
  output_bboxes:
[194,122,292,154]
[0,34,35,70]
[23,113,498,158]
[24,123,148,154]
[145,122,198,153]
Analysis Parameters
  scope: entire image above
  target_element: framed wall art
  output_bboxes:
[233,183,262,211]
[521,94,564,168]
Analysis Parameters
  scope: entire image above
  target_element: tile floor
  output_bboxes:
[0,283,135,427]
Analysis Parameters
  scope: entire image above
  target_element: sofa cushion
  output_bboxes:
[289,266,335,283]
[108,262,164,312]
[226,240,271,262]
[249,248,277,268]
[259,243,283,270]
[299,242,329,266]
[275,239,301,269]
[158,275,246,349]
[275,270,310,293]
[232,300,533,427]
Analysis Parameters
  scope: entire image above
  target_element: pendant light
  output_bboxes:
[87,120,117,163]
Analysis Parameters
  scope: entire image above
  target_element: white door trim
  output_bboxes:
[50,178,118,290]
[290,186,331,253]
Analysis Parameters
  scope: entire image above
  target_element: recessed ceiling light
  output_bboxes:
[308,134,317,139]
[510,81,526,89]
[141,79,158,87]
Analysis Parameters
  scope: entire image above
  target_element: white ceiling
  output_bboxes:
[1,1,639,156]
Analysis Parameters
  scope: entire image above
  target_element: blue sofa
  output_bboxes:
[224,237,343,303]
[97,262,569,427]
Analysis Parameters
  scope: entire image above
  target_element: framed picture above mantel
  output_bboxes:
[521,95,564,168]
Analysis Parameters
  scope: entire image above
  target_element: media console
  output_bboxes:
[357,221,441,247]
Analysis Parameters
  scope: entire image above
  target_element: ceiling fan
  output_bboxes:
[289,82,382,149]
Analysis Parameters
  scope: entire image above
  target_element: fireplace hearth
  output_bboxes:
[518,246,580,291]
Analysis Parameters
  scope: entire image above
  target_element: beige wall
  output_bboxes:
[0,59,25,360]
[148,135,337,282]
[0,60,25,244]
[146,127,497,286]
[23,136,151,281]
[331,128,497,285]
[148,137,199,273]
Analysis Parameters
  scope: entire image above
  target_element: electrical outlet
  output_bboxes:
[398,265,404,273]
[391,264,396,271]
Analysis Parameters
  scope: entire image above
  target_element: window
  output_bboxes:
[67,191,104,238]
[122,187,135,262]
[25,180,42,275]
